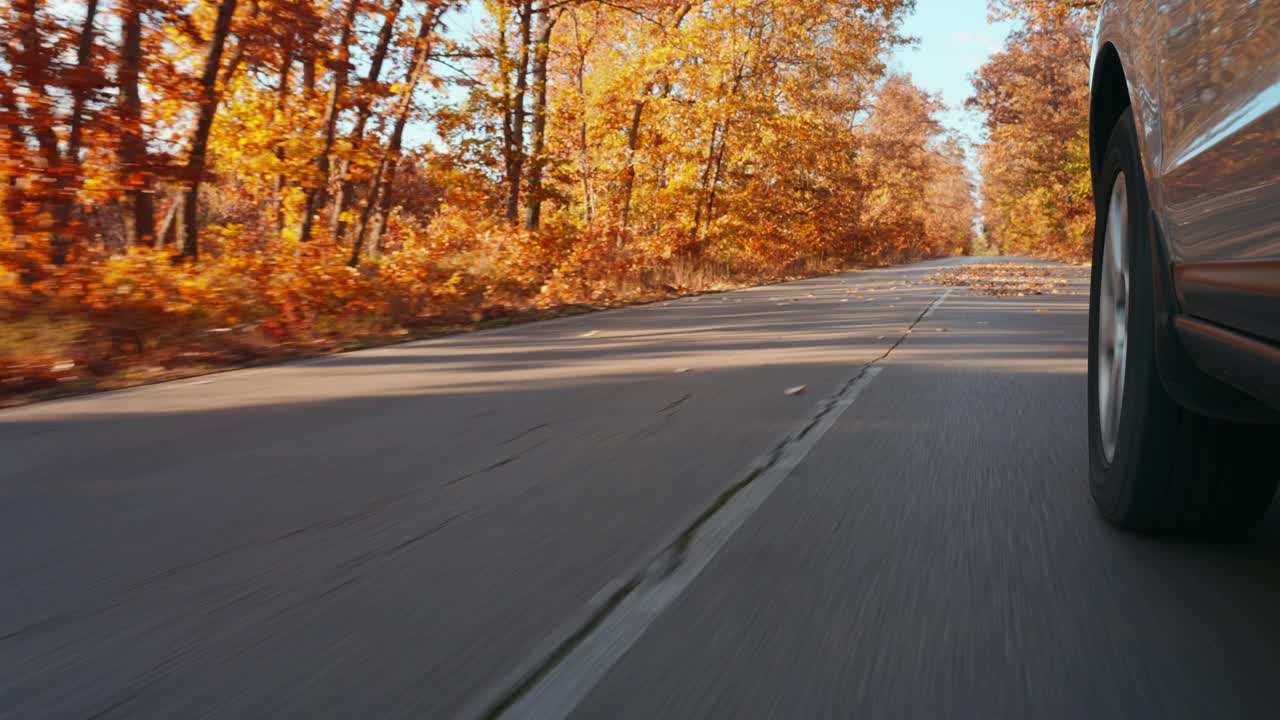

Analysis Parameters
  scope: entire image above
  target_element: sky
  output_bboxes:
[888,0,1015,146]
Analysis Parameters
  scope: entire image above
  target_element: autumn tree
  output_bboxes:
[521,2,558,231]
[329,0,406,242]
[298,0,358,244]
[184,0,239,260]
[119,0,156,247]
[0,0,110,264]
[967,6,1093,257]
[494,0,534,226]
[349,0,454,264]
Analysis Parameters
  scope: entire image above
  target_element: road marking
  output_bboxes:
[492,366,883,720]
[469,287,952,720]
[920,288,953,320]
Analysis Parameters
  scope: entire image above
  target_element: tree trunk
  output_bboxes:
[522,6,556,232]
[119,0,155,247]
[619,99,645,231]
[299,0,358,243]
[219,0,258,87]
[330,0,404,243]
[690,120,723,246]
[576,59,593,225]
[157,194,184,248]
[502,1,533,225]
[369,157,398,256]
[690,63,745,250]
[178,0,238,262]
[65,0,98,164]
[47,0,100,262]
[302,43,317,94]
[617,2,692,234]
[349,3,442,266]
[704,129,730,231]
[270,39,293,236]
[565,10,593,225]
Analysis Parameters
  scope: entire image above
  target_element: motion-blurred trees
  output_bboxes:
[1,0,980,390]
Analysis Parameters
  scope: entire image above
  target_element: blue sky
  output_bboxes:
[888,0,1015,145]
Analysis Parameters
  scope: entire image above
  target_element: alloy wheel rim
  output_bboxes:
[1097,171,1129,464]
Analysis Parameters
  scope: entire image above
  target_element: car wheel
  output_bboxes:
[1088,108,1278,534]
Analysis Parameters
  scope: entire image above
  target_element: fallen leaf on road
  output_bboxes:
[928,263,1072,296]
[784,385,807,396]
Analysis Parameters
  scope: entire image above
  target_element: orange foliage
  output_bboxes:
[968,1,1096,259]
[1,0,983,400]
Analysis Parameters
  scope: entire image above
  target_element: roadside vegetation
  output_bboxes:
[969,0,1098,259]
[0,0,1092,402]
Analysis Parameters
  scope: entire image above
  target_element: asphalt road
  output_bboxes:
[3,257,1278,720]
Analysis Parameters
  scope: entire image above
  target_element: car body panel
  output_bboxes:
[1097,0,1280,266]
[1159,0,1280,274]
[1093,0,1280,409]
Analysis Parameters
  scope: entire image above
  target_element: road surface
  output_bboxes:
[3,257,1278,719]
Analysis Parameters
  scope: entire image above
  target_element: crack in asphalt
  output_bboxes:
[475,288,951,719]
[627,393,695,441]
[338,509,475,574]
[446,439,553,487]
[499,422,553,446]
[657,393,693,414]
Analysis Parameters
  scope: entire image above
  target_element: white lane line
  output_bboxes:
[920,287,953,321]
[470,287,953,720]
[494,366,884,720]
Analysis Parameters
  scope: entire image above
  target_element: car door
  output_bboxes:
[1157,0,1280,344]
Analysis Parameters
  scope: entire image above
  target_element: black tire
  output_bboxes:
[1087,108,1278,535]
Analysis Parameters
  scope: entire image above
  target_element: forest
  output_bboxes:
[0,0,1093,398]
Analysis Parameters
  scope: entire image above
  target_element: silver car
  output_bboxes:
[1087,0,1280,532]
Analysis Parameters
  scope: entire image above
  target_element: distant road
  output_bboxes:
[3,257,1278,720]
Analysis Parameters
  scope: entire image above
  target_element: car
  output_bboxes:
[1086,0,1280,533]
